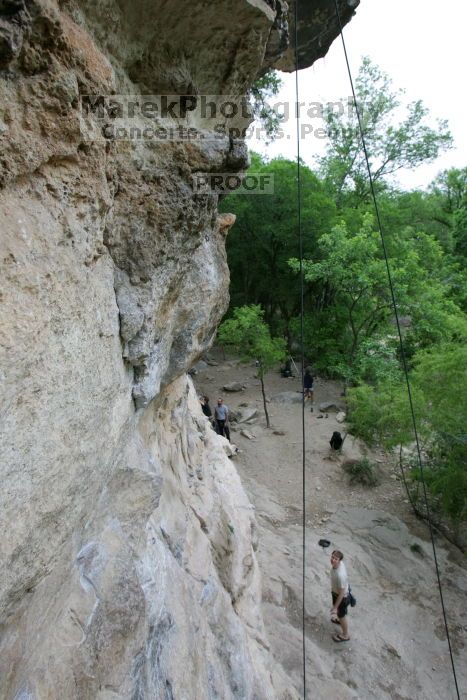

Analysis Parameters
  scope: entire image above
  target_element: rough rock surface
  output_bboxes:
[0,0,357,696]
[1,378,297,698]
[276,0,359,71]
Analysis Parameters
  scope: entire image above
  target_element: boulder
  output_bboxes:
[194,360,208,371]
[222,441,239,458]
[223,382,244,392]
[319,401,341,412]
[336,411,346,423]
[188,360,208,374]
[235,407,258,424]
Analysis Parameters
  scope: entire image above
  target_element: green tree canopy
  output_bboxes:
[347,344,467,531]
[250,70,283,142]
[320,56,453,204]
[221,153,337,340]
[289,214,467,378]
[430,167,467,258]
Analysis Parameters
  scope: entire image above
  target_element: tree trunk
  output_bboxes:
[260,372,270,428]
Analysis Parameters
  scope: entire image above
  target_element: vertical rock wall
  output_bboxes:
[0,0,357,697]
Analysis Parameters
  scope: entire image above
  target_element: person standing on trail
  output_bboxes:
[200,395,212,418]
[330,549,351,642]
[303,368,314,407]
[214,397,230,441]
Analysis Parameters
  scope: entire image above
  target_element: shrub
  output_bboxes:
[342,458,380,487]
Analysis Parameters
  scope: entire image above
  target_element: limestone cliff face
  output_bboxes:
[0,1,357,697]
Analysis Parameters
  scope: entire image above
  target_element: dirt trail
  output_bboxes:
[193,353,467,700]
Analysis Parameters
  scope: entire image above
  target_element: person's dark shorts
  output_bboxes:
[332,592,349,618]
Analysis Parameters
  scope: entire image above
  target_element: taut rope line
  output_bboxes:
[332,1,460,696]
[293,0,307,696]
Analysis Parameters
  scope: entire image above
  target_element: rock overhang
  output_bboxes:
[275,0,359,72]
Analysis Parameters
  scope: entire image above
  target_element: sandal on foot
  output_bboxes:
[333,634,350,643]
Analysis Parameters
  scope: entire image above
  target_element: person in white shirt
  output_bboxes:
[330,549,350,642]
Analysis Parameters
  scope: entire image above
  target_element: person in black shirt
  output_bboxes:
[200,396,212,418]
[303,369,313,398]
[330,431,343,451]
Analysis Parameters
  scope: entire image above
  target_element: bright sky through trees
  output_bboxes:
[252,0,467,189]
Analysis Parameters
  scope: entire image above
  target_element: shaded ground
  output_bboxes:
[194,353,467,700]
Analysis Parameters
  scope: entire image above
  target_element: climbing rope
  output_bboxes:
[293,1,307,696]
[331,1,461,697]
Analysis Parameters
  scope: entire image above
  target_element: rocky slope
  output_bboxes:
[193,359,466,699]
[0,1,357,697]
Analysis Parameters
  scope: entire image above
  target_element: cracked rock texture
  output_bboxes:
[0,0,357,697]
